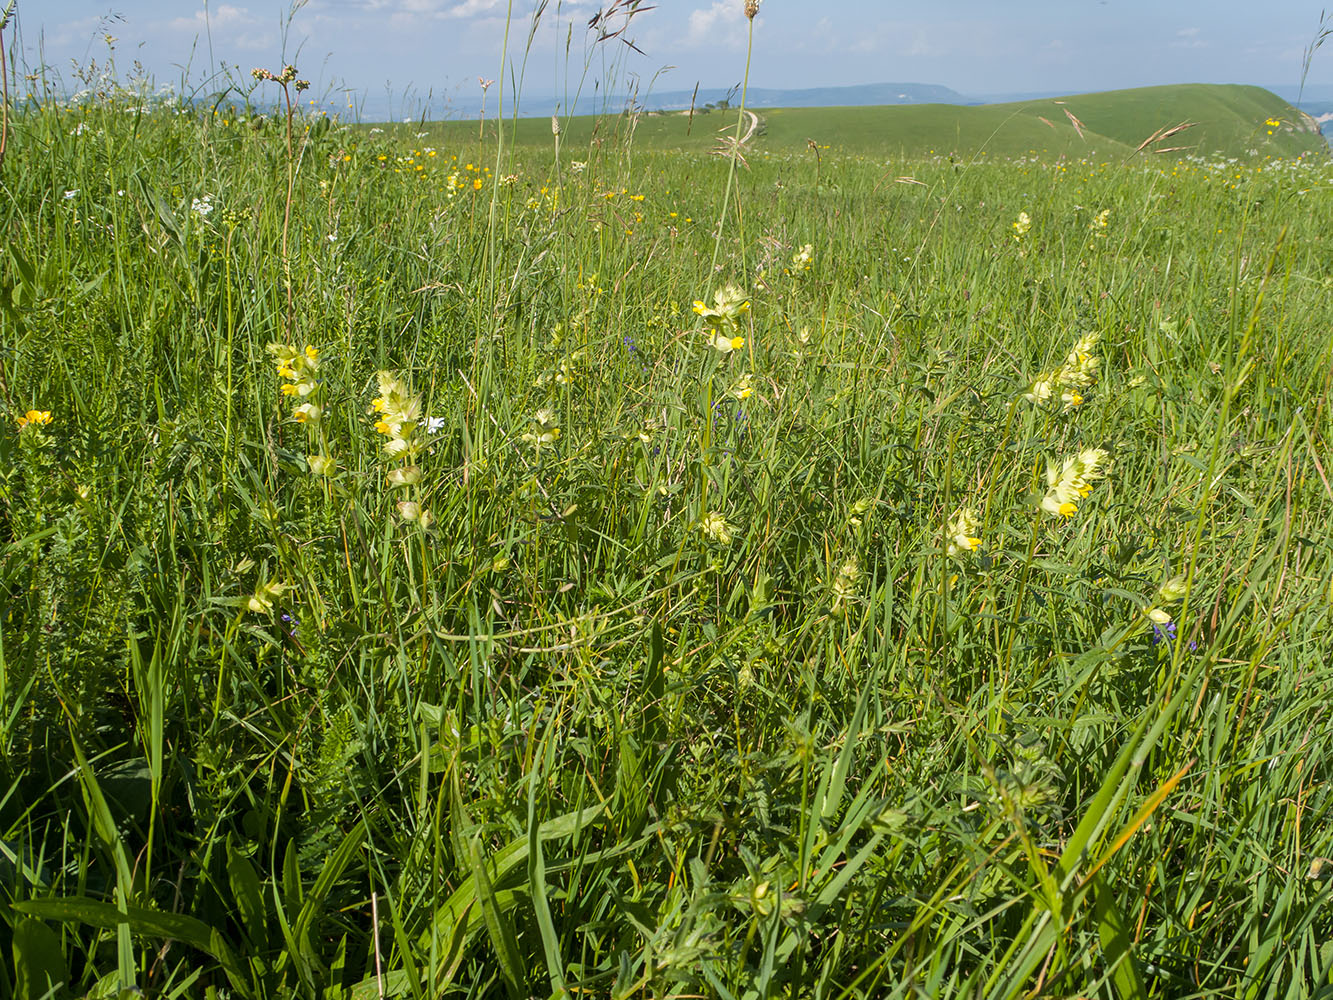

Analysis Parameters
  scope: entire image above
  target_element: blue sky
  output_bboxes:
[18,1,1333,111]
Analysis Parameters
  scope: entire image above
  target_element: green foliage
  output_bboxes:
[0,52,1331,1000]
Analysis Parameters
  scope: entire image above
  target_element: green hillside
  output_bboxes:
[395,83,1326,161]
[757,84,1323,159]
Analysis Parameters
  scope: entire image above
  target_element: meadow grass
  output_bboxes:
[1,59,1333,1000]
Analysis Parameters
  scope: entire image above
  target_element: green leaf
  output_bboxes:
[528,771,568,998]
[1091,871,1146,999]
[225,839,266,946]
[12,898,244,984]
[12,916,70,1000]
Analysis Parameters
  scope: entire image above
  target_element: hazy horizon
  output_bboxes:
[17,1,1333,119]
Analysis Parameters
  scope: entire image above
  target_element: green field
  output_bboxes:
[3,66,1333,1000]
[413,83,1326,161]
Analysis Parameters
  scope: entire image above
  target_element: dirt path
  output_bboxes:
[739,109,759,144]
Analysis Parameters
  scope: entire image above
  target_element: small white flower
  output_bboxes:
[191,194,214,217]
[64,189,79,200]
[426,416,447,434]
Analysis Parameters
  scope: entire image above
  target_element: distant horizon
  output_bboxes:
[20,1,1333,121]
[151,78,1333,126]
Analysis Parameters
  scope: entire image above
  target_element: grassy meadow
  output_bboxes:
[3,62,1333,1000]
[423,83,1326,161]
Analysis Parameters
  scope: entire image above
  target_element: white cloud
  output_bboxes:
[1170,27,1207,49]
[44,15,103,47]
[688,1,744,46]
[906,29,943,58]
[171,5,257,31]
[342,0,504,17]
[166,6,272,53]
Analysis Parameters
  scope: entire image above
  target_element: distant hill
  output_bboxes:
[753,83,1326,159]
[400,84,1328,161]
[635,82,974,111]
[360,79,1333,127]
[383,81,973,121]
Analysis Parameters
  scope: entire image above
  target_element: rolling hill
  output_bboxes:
[399,84,1326,161]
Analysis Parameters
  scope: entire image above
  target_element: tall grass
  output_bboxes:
[1,17,1332,1000]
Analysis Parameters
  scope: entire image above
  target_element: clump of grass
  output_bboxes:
[1,6,1332,999]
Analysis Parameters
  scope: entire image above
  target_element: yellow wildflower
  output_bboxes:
[246,579,291,614]
[387,466,422,488]
[700,510,734,546]
[946,507,982,560]
[693,285,750,326]
[1040,448,1108,519]
[521,409,561,449]
[710,331,746,354]
[16,409,53,430]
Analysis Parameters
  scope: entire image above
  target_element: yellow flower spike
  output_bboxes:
[387,466,422,488]
[946,506,983,560]
[1158,575,1189,603]
[308,454,335,476]
[700,511,734,546]
[280,383,300,397]
[1041,448,1107,519]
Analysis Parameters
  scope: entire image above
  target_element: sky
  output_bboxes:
[17,1,1333,115]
